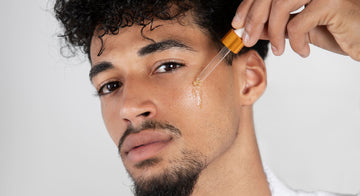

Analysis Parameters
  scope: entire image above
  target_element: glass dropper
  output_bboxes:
[195,28,245,82]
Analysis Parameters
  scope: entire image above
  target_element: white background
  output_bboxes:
[0,1,359,195]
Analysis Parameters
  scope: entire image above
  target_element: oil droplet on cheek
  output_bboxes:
[192,79,202,108]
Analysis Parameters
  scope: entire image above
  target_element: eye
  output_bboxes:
[97,81,122,96]
[154,61,185,74]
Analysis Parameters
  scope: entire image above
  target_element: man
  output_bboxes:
[54,0,360,195]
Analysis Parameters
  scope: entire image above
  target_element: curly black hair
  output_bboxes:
[54,0,269,61]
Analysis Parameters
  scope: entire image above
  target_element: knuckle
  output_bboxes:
[247,11,267,24]
[272,0,290,11]
[286,20,300,35]
[272,0,284,8]
[246,13,258,23]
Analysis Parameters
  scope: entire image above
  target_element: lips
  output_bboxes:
[121,130,173,163]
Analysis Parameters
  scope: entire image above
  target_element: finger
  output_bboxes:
[287,1,326,57]
[259,23,269,40]
[243,0,272,47]
[232,0,254,29]
[308,26,346,55]
[268,0,311,56]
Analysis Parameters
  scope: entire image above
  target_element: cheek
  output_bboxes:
[160,66,239,156]
[101,100,124,145]
[168,86,199,113]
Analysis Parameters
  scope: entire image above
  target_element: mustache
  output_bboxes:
[118,120,182,151]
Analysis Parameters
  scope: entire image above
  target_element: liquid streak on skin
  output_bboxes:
[192,79,202,108]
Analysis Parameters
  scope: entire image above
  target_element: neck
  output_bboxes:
[191,106,271,196]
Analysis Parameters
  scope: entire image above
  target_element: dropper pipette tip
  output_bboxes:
[194,28,244,83]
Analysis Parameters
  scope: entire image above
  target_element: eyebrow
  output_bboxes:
[90,39,195,81]
[89,61,114,81]
[138,39,195,56]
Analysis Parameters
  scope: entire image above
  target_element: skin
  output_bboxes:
[232,0,360,61]
[90,14,270,195]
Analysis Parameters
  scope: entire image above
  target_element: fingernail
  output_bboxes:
[243,31,250,45]
[271,45,279,55]
[232,14,242,28]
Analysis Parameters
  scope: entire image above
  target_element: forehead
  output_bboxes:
[89,16,213,64]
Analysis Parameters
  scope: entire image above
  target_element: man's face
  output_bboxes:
[90,16,241,188]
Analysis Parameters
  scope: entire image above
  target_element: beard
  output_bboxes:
[118,120,207,196]
[131,150,206,196]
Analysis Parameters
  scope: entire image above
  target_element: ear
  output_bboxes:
[232,50,267,106]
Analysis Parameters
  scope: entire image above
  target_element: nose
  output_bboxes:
[119,79,157,126]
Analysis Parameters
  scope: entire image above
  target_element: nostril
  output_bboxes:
[124,119,131,125]
[140,111,151,117]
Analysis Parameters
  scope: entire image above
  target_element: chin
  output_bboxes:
[129,155,205,196]
[125,156,169,180]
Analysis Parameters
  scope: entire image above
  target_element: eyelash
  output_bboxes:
[153,61,185,74]
[96,61,185,97]
[97,81,122,96]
